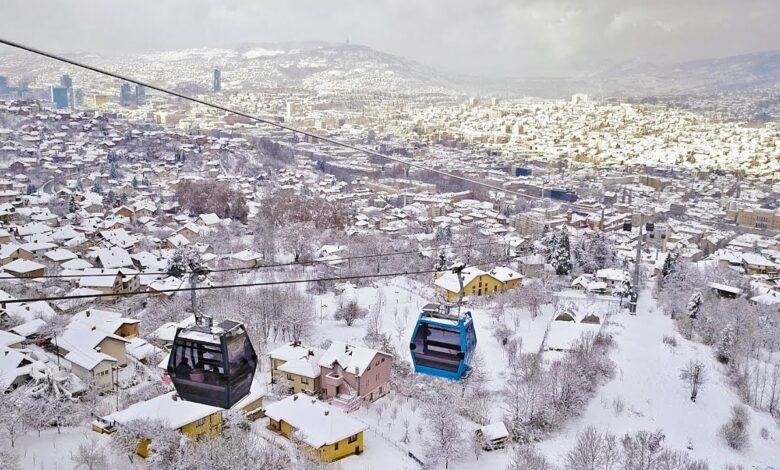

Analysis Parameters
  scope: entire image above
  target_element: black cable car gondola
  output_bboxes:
[166,315,258,409]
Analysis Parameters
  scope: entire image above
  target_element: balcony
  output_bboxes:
[330,394,361,413]
[322,371,345,389]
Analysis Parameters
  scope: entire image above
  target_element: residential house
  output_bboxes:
[65,346,117,392]
[0,243,31,266]
[0,345,34,391]
[264,394,367,462]
[269,342,324,395]
[741,253,778,275]
[93,392,223,457]
[3,259,46,278]
[58,320,130,367]
[434,266,507,301]
[318,341,391,412]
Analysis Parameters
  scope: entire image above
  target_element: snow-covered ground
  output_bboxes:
[538,290,780,468]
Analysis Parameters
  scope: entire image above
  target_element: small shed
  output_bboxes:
[476,422,509,450]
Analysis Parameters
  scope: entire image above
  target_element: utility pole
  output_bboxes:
[629,223,643,314]
[189,264,209,320]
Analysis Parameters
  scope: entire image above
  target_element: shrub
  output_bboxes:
[719,405,750,450]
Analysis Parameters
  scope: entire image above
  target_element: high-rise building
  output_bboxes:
[213,68,221,92]
[60,74,74,109]
[120,82,133,107]
[135,84,145,106]
[50,86,69,109]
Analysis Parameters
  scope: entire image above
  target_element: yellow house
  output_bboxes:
[92,392,223,458]
[269,342,323,395]
[264,394,367,462]
[434,266,523,302]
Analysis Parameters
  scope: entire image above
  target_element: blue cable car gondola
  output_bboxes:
[409,303,477,380]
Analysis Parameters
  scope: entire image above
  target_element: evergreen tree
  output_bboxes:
[717,324,735,364]
[132,175,139,189]
[661,251,679,278]
[91,181,103,194]
[687,291,703,319]
[551,230,573,275]
[67,194,78,213]
[109,162,119,179]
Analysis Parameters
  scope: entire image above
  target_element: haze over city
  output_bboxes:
[3,0,780,75]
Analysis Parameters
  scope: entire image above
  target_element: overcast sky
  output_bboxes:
[1,0,778,76]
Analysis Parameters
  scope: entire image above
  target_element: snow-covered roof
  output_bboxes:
[3,259,45,274]
[94,247,134,269]
[65,346,116,370]
[317,341,381,376]
[263,394,367,448]
[197,213,220,226]
[596,268,630,282]
[434,267,487,293]
[478,422,509,441]
[0,329,25,347]
[10,318,47,337]
[104,391,221,430]
[488,266,523,283]
[278,356,321,378]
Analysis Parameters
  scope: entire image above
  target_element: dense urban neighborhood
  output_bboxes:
[0,37,779,470]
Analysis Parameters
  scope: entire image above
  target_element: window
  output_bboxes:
[381,357,385,363]
[287,374,292,381]
[348,434,358,444]
[334,442,339,451]
[196,417,206,427]
[301,377,309,385]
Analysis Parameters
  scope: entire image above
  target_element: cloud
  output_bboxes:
[0,0,778,76]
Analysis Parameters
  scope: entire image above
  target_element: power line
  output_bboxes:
[0,240,506,279]
[0,37,545,202]
[0,256,513,305]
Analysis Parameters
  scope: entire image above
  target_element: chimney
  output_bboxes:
[86,310,91,317]
[293,395,298,401]
[324,410,329,416]
[91,326,96,331]
[172,394,178,401]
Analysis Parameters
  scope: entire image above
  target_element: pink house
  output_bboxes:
[318,341,392,412]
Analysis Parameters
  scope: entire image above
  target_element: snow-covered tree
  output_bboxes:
[550,230,573,276]
[661,251,679,279]
[166,245,202,278]
[71,438,109,470]
[334,300,368,326]
[716,324,736,365]
[507,445,557,470]
[0,387,31,447]
[68,194,78,213]
[422,389,466,469]
[0,445,21,470]
[564,426,620,470]
[687,291,703,320]
[719,405,750,450]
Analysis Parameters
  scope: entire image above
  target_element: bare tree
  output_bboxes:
[680,360,707,403]
[422,389,466,469]
[71,438,109,470]
[507,445,558,470]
